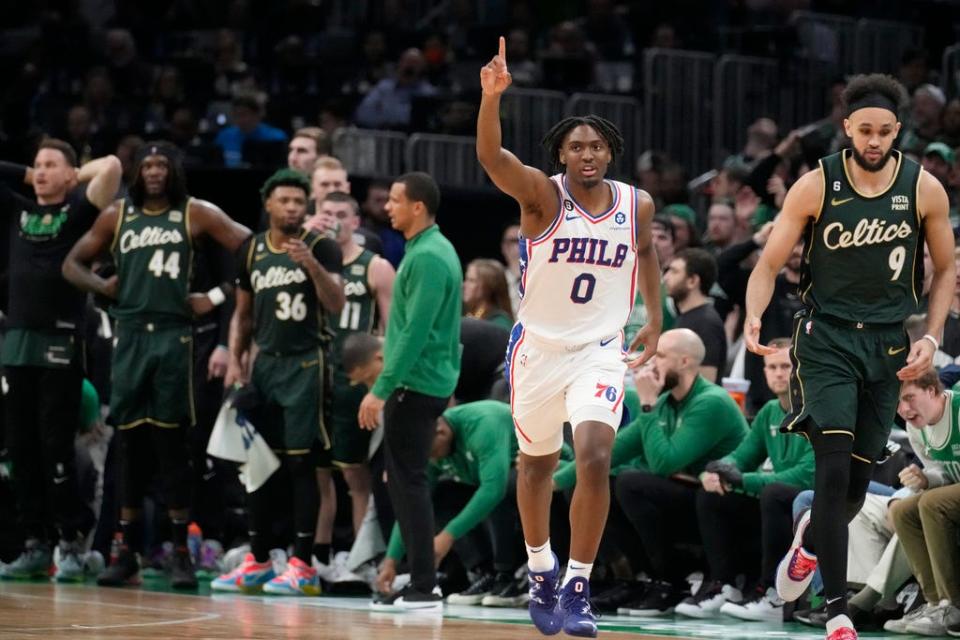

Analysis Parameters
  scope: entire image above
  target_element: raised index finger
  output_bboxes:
[499,35,506,62]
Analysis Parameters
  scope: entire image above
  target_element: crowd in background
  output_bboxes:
[0,0,959,636]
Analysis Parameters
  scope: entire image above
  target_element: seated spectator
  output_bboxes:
[500,222,522,317]
[375,401,518,602]
[663,249,727,382]
[885,370,960,636]
[899,84,946,157]
[362,179,405,268]
[353,48,438,131]
[702,200,741,255]
[663,204,699,251]
[650,213,675,267]
[463,259,514,330]
[505,29,541,87]
[606,329,747,615]
[676,340,814,620]
[920,142,958,225]
[214,94,288,168]
[456,318,511,404]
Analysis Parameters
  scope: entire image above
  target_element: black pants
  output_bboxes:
[383,388,448,593]
[616,470,699,585]
[696,483,801,586]
[119,423,191,512]
[5,364,84,542]
[433,478,519,574]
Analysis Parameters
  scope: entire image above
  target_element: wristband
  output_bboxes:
[921,334,939,352]
[206,286,226,306]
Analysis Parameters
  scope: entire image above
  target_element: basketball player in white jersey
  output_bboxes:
[477,37,662,638]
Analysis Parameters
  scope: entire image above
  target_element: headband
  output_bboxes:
[134,141,182,167]
[846,92,898,117]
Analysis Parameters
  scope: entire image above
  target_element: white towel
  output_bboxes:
[207,397,280,493]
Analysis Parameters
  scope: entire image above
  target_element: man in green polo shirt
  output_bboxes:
[357,172,462,610]
[612,328,747,616]
[677,338,815,620]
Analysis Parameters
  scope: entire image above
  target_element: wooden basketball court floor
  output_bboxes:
[0,579,923,639]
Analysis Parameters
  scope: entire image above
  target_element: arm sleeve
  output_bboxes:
[370,254,448,399]
[442,449,511,540]
[235,236,254,291]
[640,396,741,476]
[311,237,342,273]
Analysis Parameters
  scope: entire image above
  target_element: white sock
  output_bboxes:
[560,559,593,588]
[825,614,853,636]
[525,540,554,572]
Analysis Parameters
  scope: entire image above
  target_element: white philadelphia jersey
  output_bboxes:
[516,175,638,346]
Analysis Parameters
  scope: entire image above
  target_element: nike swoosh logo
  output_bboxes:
[599,336,617,347]
[53,476,67,485]
[888,346,907,356]
[831,197,854,206]
[565,214,579,221]
[125,216,138,222]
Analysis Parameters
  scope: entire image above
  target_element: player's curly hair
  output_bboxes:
[541,115,625,172]
[260,168,310,202]
[841,74,908,115]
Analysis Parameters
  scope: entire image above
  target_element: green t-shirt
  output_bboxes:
[723,398,815,496]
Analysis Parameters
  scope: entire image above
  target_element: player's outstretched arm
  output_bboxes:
[899,170,956,380]
[61,203,120,297]
[477,36,558,231]
[744,169,821,355]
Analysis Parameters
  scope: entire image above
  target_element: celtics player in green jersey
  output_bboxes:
[307,191,395,575]
[744,74,956,640]
[62,142,252,589]
[219,169,344,596]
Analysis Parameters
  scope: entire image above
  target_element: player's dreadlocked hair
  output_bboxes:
[541,115,625,173]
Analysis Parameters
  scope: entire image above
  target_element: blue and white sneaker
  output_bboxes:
[211,553,276,592]
[527,553,562,635]
[559,577,597,637]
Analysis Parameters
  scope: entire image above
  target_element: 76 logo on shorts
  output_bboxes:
[594,383,618,402]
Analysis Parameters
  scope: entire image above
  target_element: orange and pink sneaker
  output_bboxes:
[263,556,321,596]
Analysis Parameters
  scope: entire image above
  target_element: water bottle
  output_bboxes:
[187,522,203,564]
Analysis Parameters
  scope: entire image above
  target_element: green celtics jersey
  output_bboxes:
[330,249,379,362]
[799,150,923,324]
[914,390,960,485]
[111,198,193,322]
[242,230,325,355]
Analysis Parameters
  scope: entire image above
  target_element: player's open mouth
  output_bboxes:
[581,166,596,176]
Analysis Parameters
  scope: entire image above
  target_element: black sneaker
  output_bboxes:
[371,584,443,610]
[592,580,645,613]
[482,573,531,607]
[620,580,685,617]
[170,547,198,589]
[447,572,496,605]
[97,549,141,586]
[947,615,960,637]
